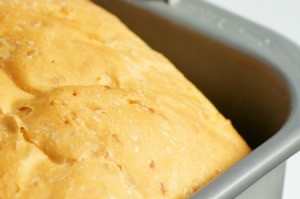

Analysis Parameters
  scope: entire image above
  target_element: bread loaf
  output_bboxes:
[0,0,250,198]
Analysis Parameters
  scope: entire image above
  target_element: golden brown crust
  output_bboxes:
[0,0,250,198]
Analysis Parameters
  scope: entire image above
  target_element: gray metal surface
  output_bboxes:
[236,163,286,199]
[167,0,181,5]
[94,0,300,198]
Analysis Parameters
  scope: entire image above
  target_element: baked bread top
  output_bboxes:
[0,0,250,198]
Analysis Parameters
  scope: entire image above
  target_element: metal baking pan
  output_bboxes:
[94,0,300,198]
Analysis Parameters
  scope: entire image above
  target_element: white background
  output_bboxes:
[204,0,300,198]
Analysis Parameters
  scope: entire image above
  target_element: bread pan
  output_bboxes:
[94,0,300,198]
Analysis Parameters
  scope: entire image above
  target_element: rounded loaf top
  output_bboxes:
[0,0,250,198]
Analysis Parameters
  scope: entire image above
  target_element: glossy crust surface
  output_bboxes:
[0,0,250,198]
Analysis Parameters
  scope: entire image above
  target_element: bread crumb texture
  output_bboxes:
[0,0,251,198]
